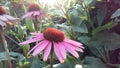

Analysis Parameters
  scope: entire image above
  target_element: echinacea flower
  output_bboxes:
[0,6,19,28]
[19,28,84,63]
[21,4,46,20]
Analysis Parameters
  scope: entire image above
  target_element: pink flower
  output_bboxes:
[21,4,46,20]
[0,6,19,28]
[19,28,84,63]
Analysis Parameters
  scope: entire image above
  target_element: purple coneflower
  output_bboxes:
[0,6,19,28]
[19,28,84,63]
[21,4,47,32]
[21,4,46,20]
[0,6,19,68]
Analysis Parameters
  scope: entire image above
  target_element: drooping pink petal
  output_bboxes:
[31,33,44,39]
[74,47,84,53]
[0,15,8,21]
[27,43,40,55]
[19,36,43,45]
[43,42,52,61]
[37,10,46,18]
[66,42,84,53]
[3,14,19,21]
[0,20,6,27]
[33,11,40,16]
[32,40,49,56]
[30,32,43,35]
[21,12,33,19]
[58,42,66,60]
[64,39,84,49]
[63,42,79,58]
[54,42,64,63]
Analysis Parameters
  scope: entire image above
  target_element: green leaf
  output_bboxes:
[97,4,107,26]
[83,56,106,68]
[0,52,12,61]
[78,36,91,43]
[30,57,43,68]
[111,8,120,18]
[17,24,24,39]
[84,0,94,5]
[118,64,120,68]
[22,44,30,56]
[0,52,19,61]
[92,22,117,35]
[9,52,25,62]
[72,22,88,33]
[45,55,81,68]
[25,19,35,32]
[92,31,120,51]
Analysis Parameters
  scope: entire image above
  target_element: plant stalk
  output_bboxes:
[50,46,54,68]
[0,29,12,68]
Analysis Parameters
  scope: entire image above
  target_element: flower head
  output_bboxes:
[21,4,46,20]
[0,6,6,15]
[19,28,84,63]
[0,6,19,28]
[28,4,41,12]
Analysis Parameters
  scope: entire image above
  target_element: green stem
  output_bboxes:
[50,45,54,68]
[1,29,12,68]
[39,20,42,33]
[81,0,95,29]
[34,22,39,33]
[34,17,39,33]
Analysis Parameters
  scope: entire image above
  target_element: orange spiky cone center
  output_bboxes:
[43,28,65,42]
[28,4,41,12]
[0,6,6,15]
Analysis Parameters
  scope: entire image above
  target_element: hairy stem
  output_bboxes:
[0,29,12,68]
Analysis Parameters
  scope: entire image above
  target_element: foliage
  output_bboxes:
[0,0,120,68]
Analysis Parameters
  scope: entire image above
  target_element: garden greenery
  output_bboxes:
[0,0,120,68]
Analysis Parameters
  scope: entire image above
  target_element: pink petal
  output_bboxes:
[0,15,8,21]
[54,42,64,63]
[3,14,19,21]
[30,32,42,35]
[58,42,66,59]
[43,42,52,61]
[64,39,84,49]
[32,40,49,56]
[32,33,44,39]
[66,43,84,53]
[27,43,40,55]
[0,20,6,27]
[33,11,40,16]
[19,38,38,45]
[37,10,46,18]
[19,34,44,45]
[63,42,79,58]
[21,12,33,19]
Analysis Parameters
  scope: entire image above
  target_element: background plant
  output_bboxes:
[0,0,120,68]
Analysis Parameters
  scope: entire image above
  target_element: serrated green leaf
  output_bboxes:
[72,23,88,33]
[92,22,117,35]
[111,8,120,19]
